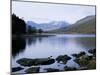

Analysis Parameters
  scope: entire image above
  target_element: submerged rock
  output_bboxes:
[25,67,40,73]
[17,58,55,67]
[56,55,71,64]
[64,66,77,71]
[12,67,24,72]
[44,68,60,72]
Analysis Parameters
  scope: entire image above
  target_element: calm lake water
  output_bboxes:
[12,34,96,73]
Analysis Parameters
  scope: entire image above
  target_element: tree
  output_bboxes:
[32,27,37,33]
[38,29,43,33]
[12,14,26,35]
[27,26,37,34]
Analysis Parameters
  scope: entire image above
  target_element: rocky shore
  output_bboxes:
[12,49,96,74]
[74,49,96,70]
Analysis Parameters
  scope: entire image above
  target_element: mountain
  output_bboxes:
[49,15,96,34]
[27,21,70,31]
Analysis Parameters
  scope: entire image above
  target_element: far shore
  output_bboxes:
[12,33,95,37]
[12,33,56,38]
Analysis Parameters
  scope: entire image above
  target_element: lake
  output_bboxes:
[12,34,96,73]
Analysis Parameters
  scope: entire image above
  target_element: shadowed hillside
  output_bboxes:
[48,15,96,34]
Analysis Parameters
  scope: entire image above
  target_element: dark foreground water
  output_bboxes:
[12,34,96,73]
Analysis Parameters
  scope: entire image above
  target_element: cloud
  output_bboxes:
[12,1,95,24]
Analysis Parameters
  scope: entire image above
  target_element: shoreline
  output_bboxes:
[12,48,96,74]
[12,33,95,38]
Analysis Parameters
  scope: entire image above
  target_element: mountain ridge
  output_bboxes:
[27,21,70,31]
[48,15,96,34]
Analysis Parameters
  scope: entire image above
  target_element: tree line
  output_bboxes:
[12,14,43,35]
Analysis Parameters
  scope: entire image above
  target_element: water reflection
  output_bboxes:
[12,36,46,58]
[12,34,96,73]
[12,35,96,58]
[26,37,37,46]
[12,35,95,60]
[26,37,44,46]
[12,37,26,58]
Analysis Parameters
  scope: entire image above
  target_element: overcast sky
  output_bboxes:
[12,1,95,24]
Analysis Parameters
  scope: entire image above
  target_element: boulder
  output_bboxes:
[74,55,90,67]
[72,51,86,58]
[74,55,96,69]
[64,66,77,71]
[33,58,55,65]
[88,49,96,56]
[56,55,71,64]
[44,68,60,72]
[17,58,36,66]
[78,67,88,70]
[73,49,96,70]
[87,60,96,69]
[25,67,40,73]
[79,52,86,56]
[12,67,24,72]
[72,54,78,58]
[17,58,55,67]
[84,55,93,60]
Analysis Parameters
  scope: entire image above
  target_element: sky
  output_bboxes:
[12,1,95,24]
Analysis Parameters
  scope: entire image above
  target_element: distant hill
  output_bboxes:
[49,15,96,34]
[27,21,70,31]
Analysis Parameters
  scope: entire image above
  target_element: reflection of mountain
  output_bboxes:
[12,37,26,57]
[27,21,70,31]
[49,15,96,34]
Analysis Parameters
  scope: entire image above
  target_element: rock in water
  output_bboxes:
[79,52,86,56]
[44,68,60,72]
[25,67,40,73]
[74,56,89,67]
[17,58,55,67]
[74,55,96,69]
[87,60,96,69]
[17,58,35,66]
[12,67,24,72]
[72,51,86,58]
[34,58,55,65]
[56,55,71,64]
[88,49,96,56]
[73,49,96,70]
[64,66,77,71]
[78,67,88,70]
[72,54,78,57]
